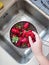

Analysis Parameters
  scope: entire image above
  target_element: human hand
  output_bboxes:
[29,31,43,57]
[29,31,49,65]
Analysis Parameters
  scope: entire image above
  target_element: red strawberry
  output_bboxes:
[30,32,35,38]
[11,34,16,37]
[15,27,21,31]
[21,43,27,47]
[28,30,32,32]
[25,32,28,38]
[27,30,32,35]
[19,37,23,41]
[26,30,35,42]
[22,30,27,37]
[11,28,19,34]
[30,32,35,42]
[25,30,32,37]
[27,43,31,47]
[23,22,29,29]
[21,38,28,43]
[32,38,36,42]
[16,41,21,47]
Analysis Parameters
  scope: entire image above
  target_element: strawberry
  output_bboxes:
[28,30,32,32]
[27,30,32,35]
[11,34,16,37]
[32,38,36,42]
[26,30,35,42]
[16,41,21,47]
[11,27,19,35]
[15,27,21,31]
[27,43,31,47]
[21,43,27,47]
[19,37,23,42]
[21,38,28,43]
[30,32,35,42]
[25,30,32,37]
[23,22,29,29]
[22,30,27,37]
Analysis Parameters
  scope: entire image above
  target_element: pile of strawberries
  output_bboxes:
[10,22,36,48]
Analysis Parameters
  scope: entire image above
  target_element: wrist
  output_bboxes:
[35,53,49,65]
[35,53,44,59]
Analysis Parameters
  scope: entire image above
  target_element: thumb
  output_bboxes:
[29,36,34,48]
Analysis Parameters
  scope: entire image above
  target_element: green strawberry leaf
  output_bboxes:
[12,36,19,43]
[16,24,21,28]
[22,43,26,47]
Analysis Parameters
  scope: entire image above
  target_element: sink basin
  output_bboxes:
[0,0,49,64]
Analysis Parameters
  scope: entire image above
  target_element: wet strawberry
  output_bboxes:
[30,32,35,42]
[27,43,31,47]
[15,27,21,31]
[23,22,29,29]
[25,30,32,37]
[22,30,27,37]
[25,33,29,38]
[28,30,32,32]
[21,38,28,43]
[11,34,16,37]
[11,28,19,35]
[21,43,27,47]
[19,37,23,41]
[27,30,32,35]
[32,38,36,42]
[16,41,21,47]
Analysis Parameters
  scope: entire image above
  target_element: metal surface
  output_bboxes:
[29,0,49,18]
[0,10,47,64]
[41,0,49,9]
[0,0,49,64]
[23,0,49,27]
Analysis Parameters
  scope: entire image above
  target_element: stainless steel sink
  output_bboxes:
[0,0,49,64]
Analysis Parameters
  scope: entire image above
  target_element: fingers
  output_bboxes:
[29,36,33,48]
[32,31,40,41]
[29,31,41,48]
